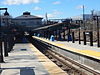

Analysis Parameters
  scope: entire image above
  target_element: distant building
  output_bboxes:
[72,11,100,21]
[13,12,43,27]
[94,11,100,16]
[72,14,92,21]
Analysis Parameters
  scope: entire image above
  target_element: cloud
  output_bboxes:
[36,14,55,18]
[53,10,62,15]
[77,5,83,9]
[76,5,84,9]
[47,10,62,18]
[2,0,40,5]
[53,1,61,5]
[36,10,62,19]
[47,14,55,18]
[33,6,41,11]
[36,14,44,18]
[36,14,54,18]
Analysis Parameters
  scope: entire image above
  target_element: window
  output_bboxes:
[37,21,41,25]
[21,22,26,25]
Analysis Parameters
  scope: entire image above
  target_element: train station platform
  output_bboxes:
[33,36,100,60]
[32,36,100,74]
[0,43,67,75]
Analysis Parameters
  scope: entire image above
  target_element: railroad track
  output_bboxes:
[27,36,100,75]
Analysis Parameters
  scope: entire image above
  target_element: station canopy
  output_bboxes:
[33,22,80,31]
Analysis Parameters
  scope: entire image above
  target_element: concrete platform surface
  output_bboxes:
[0,43,67,75]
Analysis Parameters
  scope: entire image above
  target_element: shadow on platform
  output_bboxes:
[0,69,2,74]
[1,67,35,75]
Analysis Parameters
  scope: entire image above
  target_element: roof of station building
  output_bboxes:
[14,11,43,19]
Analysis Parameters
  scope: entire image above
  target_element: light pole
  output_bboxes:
[82,5,87,45]
[83,5,85,29]
[93,15,100,47]
[0,8,7,62]
[4,9,10,56]
[89,10,94,46]
[96,16,100,47]
[78,20,82,44]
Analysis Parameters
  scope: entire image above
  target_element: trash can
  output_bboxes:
[34,33,36,36]
[37,34,40,37]
[68,34,72,41]
[22,37,27,43]
[50,35,55,41]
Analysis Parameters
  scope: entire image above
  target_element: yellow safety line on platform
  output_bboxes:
[55,43,100,59]
[78,50,100,57]
[29,44,68,75]
[56,44,65,46]
[55,43,100,58]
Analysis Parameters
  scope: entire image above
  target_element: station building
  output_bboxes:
[13,12,43,28]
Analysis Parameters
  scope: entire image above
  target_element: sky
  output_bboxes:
[0,0,100,19]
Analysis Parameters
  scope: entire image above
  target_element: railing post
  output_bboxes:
[83,32,86,45]
[90,31,93,46]
[4,34,8,57]
[72,32,75,43]
[0,37,4,62]
[63,30,66,40]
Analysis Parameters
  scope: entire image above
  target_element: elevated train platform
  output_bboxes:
[0,43,67,75]
[0,35,100,75]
